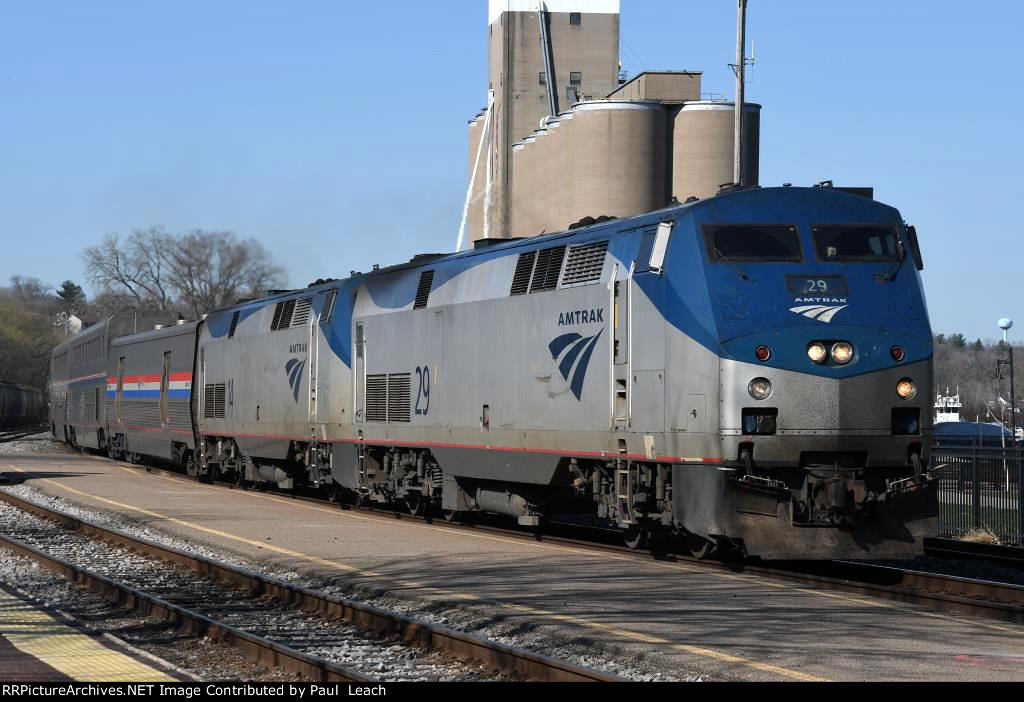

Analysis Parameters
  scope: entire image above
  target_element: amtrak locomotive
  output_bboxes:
[50,186,938,559]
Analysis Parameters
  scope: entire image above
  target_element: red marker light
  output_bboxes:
[891,347,906,362]
[755,346,772,362]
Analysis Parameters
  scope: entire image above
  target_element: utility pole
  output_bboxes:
[1001,318,1016,445]
[733,0,748,187]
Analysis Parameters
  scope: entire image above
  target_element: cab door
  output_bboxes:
[353,321,366,425]
[313,289,338,432]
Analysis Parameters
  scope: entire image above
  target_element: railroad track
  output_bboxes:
[10,458,1024,630]
[925,537,1024,568]
[0,426,47,444]
[0,490,621,683]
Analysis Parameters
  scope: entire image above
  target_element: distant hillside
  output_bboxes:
[933,334,1022,425]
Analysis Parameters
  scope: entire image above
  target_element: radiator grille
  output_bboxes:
[387,373,411,423]
[363,373,411,423]
[271,299,296,331]
[561,240,608,287]
[510,252,536,296]
[290,298,313,328]
[203,384,226,419]
[365,375,387,422]
[530,246,566,293]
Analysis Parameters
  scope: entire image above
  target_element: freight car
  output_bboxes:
[0,381,46,429]
[52,185,938,560]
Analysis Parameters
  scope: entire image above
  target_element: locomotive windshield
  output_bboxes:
[813,225,900,262]
[703,225,802,263]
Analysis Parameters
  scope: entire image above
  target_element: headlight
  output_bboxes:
[831,342,854,365]
[897,379,917,400]
[748,378,773,401]
[807,343,828,364]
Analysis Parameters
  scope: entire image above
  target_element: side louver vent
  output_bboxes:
[227,311,240,338]
[203,384,226,419]
[510,252,536,296]
[561,240,609,287]
[363,373,411,423]
[290,298,313,328]
[365,375,387,422]
[530,246,567,293]
[387,373,412,423]
[414,271,435,310]
[270,299,297,331]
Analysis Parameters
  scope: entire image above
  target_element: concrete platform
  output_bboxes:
[0,583,180,682]
[4,452,1024,682]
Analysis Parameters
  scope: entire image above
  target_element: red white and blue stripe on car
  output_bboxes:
[106,373,192,399]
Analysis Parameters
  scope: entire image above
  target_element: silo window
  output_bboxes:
[539,72,547,86]
[566,87,579,103]
[570,72,582,86]
[570,12,582,25]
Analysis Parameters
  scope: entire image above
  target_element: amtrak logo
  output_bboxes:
[285,358,306,402]
[790,304,849,324]
[548,330,604,401]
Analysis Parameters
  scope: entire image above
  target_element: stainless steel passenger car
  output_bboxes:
[106,321,199,465]
[50,311,178,449]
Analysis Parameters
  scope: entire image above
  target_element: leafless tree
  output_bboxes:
[81,290,139,324]
[82,228,285,319]
[166,231,284,318]
[82,228,176,310]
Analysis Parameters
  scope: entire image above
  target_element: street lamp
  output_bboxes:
[999,318,1015,445]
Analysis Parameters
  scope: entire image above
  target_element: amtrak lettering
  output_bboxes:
[558,308,605,327]
[792,297,848,305]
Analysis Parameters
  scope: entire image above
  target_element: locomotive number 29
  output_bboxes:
[415,366,431,416]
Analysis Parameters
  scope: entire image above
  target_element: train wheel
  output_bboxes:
[326,482,341,503]
[687,534,717,560]
[623,523,651,550]
[405,496,427,517]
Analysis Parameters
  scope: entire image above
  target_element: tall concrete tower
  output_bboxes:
[476,0,621,242]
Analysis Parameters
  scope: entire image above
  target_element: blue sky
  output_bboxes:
[1,1,1020,342]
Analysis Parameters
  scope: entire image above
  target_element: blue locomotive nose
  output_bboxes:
[679,188,933,374]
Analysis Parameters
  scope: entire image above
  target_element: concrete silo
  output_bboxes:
[513,134,538,237]
[467,112,487,242]
[562,101,668,226]
[672,101,761,202]
[510,142,526,238]
[538,119,562,234]
[522,128,549,236]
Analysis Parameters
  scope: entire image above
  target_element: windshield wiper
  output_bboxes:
[875,240,906,283]
[714,246,753,282]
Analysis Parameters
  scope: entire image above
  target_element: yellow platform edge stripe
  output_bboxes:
[0,589,177,682]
